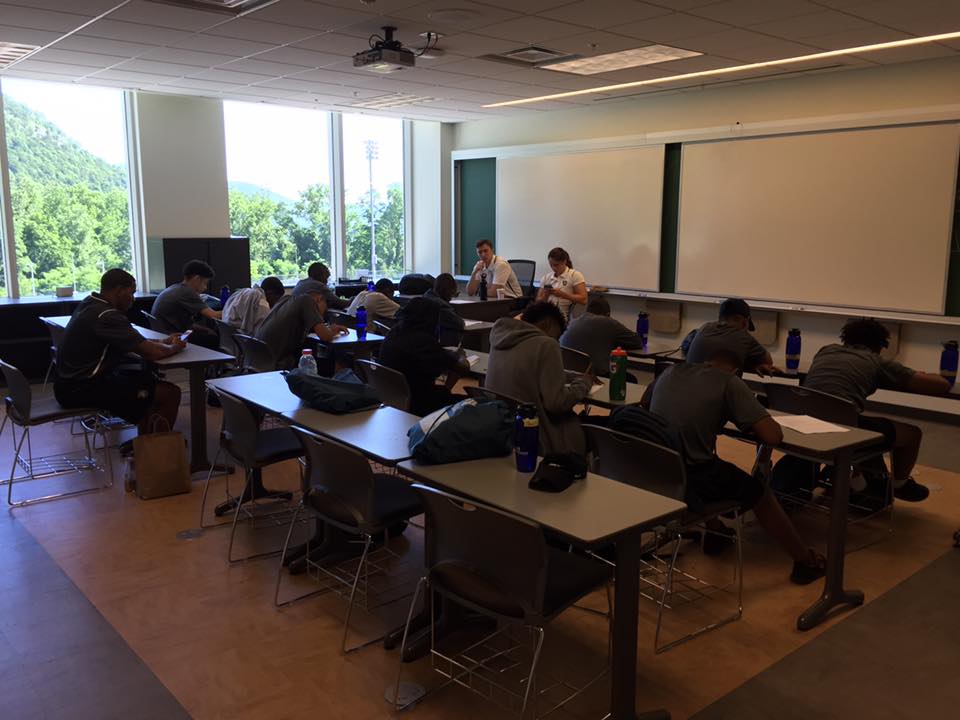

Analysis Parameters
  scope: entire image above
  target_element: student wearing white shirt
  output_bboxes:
[222,276,285,335]
[536,247,587,319]
[345,278,401,324]
[466,239,523,299]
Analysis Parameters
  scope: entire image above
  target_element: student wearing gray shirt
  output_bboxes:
[560,295,643,374]
[150,259,222,349]
[685,298,776,374]
[256,288,349,370]
[644,348,825,585]
[804,318,950,502]
[291,262,349,311]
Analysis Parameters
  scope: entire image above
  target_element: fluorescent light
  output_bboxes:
[347,93,436,110]
[484,29,960,108]
[545,45,702,75]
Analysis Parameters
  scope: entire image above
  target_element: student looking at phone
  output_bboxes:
[150,259,222,349]
[536,247,587,320]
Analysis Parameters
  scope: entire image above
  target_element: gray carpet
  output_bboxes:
[693,548,960,720]
[0,512,191,720]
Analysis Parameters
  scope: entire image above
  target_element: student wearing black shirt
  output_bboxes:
[55,269,185,434]
[422,273,465,347]
[150,259,222,349]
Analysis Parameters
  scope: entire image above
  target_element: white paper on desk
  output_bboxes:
[775,415,849,434]
[467,354,479,367]
[589,382,606,396]
[463,319,483,327]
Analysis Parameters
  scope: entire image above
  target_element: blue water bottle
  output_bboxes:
[219,285,230,306]
[367,279,374,292]
[636,312,649,349]
[515,404,539,473]
[940,340,958,387]
[785,328,802,375]
[356,305,367,341]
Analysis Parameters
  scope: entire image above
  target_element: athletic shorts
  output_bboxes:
[857,414,898,446]
[685,457,765,514]
[54,369,157,425]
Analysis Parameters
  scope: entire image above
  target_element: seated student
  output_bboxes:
[222,276,285,335]
[292,261,350,310]
[804,318,950,501]
[640,348,825,584]
[378,297,470,416]
[486,302,592,456]
[685,298,778,374]
[345,278,401,325]
[466,239,523,299]
[423,273,465,347]
[536,247,587,320]
[151,259,222,349]
[255,286,348,370]
[560,295,643,374]
[55,269,185,436]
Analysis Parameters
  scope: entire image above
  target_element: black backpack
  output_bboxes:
[608,405,685,457]
[398,273,435,295]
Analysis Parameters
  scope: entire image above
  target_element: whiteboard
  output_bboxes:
[496,146,664,291]
[677,124,959,314]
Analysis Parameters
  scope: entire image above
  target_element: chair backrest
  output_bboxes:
[235,334,276,373]
[764,384,859,427]
[294,428,378,528]
[413,483,550,618]
[507,259,537,296]
[0,360,31,422]
[212,389,263,466]
[561,346,592,374]
[42,321,67,352]
[214,319,241,357]
[355,359,411,412]
[583,424,686,501]
[372,319,393,336]
[141,310,160,331]
[463,385,524,413]
[328,309,356,328]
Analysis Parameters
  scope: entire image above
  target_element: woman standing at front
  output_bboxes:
[537,247,587,320]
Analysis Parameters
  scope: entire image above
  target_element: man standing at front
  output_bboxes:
[466,239,522,299]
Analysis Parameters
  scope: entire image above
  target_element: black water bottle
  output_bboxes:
[479,271,488,301]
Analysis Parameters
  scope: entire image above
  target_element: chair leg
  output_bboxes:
[519,626,545,719]
[227,469,253,563]
[653,531,682,653]
[199,446,225,529]
[734,513,744,619]
[341,534,374,654]
[392,576,428,710]
[7,425,29,505]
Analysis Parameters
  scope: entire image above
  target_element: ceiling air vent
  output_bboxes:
[481,45,577,68]
[146,0,279,15]
[0,42,39,68]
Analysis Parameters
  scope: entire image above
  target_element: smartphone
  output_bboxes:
[179,330,193,342]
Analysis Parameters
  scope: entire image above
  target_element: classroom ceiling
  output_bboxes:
[0,0,957,122]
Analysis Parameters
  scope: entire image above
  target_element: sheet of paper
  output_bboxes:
[467,354,479,367]
[463,319,483,327]
[589,382,606,396]
[775,415,850,434]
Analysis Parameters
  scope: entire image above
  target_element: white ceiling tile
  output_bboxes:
[425,57,524,77]
[843,0,960,36]
[171,33,276,57]
[251,75,336,92]
[637,53,739,73]
[158,76,231,91]
[250,45,342,67]
[205,18,320,45]
[800,26,910,51]
[463,0,572,11]
[106,0,224,32]
[679,28,819,60]
[8,59,91,76]
[92,67,185,84]
[29,48,126,68]
[496,66,615,89]
[478,15,594,44]
[852,43,957,64]
[140,46,239,66]
[616,12,731,42]
[747,10,878,41]
[188,67,273,84]
[222,57,316,76]
[689,0,824,25]
[0,23,66,46]
[540,1,672,29]
[0,4,92,32]
[392,0,522,33]
[639,0,730,7]
[57,34,160,56]
[547,30,651,55]
[114,58,193,77]
[2,0,118,13]
[333,15,432,45]
[81,18,196,46]
[249,0,374,31]
[306,0,426,12]
[229,85,302,99]
[428,31,527,57]
[4,68,80,83]
[293,31,376,55]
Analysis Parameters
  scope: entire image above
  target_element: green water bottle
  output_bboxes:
[609,346,628,402]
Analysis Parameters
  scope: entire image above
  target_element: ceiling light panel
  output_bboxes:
[347,93,436,110]
[0,42,40,68]
[545,45,702,75]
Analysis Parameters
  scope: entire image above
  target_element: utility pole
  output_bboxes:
[364,139,378,277]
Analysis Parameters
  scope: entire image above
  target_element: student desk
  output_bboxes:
[399,455,685,720]
[461,319,494,352]
[626,342,682,361]
[308,329,385,359]
[42,315,234,473]
[449,296,521,322]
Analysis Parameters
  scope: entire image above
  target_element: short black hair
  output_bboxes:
[586,295,610,316]
[307,262,329,282]
[374,278,395,295]
[260,276,284,297]
[476,238,493,250]
[840,318,890,353]
[100,268,135,293]
[521,301,566,334]
[433,273,458,301]
[183,259,214,279]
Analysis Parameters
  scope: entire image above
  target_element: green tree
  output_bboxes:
[345,183,405,278]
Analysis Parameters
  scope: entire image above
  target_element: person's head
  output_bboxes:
[307,262,330,284]
[476,239,494,265]
[840,318,890,354]
[586,295,610,317]
[705,347,743,374]
[374,278,395,297]
[718,298,755,332]
[521,301,566,340]
[396,296,440,334]
[182,259,214,294]
[259,276,285,307]
[547,247,573,275]
[433,273,459,302]
[99,268,137,310]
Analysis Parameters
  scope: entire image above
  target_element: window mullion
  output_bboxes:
[330,112,346,282]
[0,80,20,298]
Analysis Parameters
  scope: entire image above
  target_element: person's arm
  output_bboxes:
[465,260,484,296]
[536,286,551,303]
[612,319,644,351]
[311,322,342,342]
[904,371,951,395]
[136,337,186,361]
[552,281,587,307]
[200,306,222,321]
[750,416,784,447]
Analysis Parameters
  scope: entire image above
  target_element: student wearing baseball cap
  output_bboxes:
[685,298,778,375]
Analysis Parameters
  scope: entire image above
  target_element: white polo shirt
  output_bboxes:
[540,266,586,319]
[471,255,522,298]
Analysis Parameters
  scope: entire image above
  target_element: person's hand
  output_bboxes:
[473,259,485,275]
[755,362,782,377]
[169,337,187,352]
[332,324,350,335]
[165,333,181,345]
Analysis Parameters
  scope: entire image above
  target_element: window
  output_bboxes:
[223,101,332,285]
[2,78,133,297]
[342,114,405,280]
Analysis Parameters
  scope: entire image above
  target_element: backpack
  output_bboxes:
[608,405,684,457]
[284,369,381,414]
[408,398,513,464]
[398,273,435,296]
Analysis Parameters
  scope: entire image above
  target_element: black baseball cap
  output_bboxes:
[719,298,755,331]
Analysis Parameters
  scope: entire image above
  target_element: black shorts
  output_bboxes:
[685,457,765,514]
[857,414,898,446]
[54,369,156,424]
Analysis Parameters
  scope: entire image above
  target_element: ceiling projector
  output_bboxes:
[354,26,415,74]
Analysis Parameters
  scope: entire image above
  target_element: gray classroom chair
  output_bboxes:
[372,320,393,337]
[40,319,66,389]
[214,319,242,360]
[507,259,537,297]
[235,334,277,374]
[463,385,524,413]
[561,346,593,374]
[141,310,160,331]
[355,359,411,412]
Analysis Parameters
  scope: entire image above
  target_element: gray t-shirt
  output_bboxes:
[650,363,769,464]
[56,294,145,381]
[560,312,643,375]
[685,321,767,371]
[151,283,207,334]
[255,294,323,368]
[804,343,915,411]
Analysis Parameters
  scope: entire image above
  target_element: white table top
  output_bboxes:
[308,328,385,346]
[399,455,686,546]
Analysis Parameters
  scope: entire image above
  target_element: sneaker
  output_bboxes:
[894,477,929,502]
[790,551,825,586]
